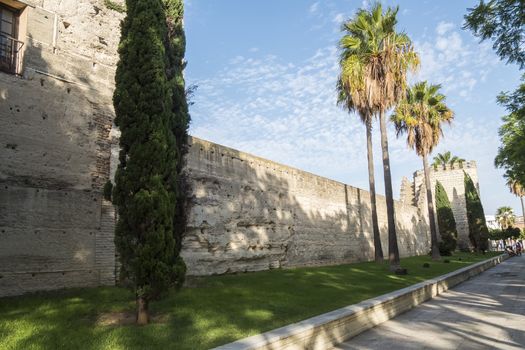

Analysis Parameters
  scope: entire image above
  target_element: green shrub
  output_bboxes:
[103,181,113,201]
[489,227,522,240]
[465,173,489,252]
[435,181,457,255]
[488,228,503,240]
[506,226,522,238]
[438,241,452,256]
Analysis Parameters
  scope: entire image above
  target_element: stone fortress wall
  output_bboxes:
[0,0,124,297]
[181,137,430,276]
[400,162,479,250]
[0,0,473,297]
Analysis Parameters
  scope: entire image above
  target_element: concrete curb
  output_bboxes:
[213,254,508,350]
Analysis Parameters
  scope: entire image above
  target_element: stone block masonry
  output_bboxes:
[182,137,430,276]
[0,0,124,297]
[0,0,432,296]
[401,163,479,250]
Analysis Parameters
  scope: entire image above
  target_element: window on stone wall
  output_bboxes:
[0,2,24,75]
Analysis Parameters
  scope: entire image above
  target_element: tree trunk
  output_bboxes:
[520,196,525,223]
[366,118,384,263]
[136,296,149,325]
[423,154,441,260]
[378,110,400,269]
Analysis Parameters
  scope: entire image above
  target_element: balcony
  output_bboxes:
[0,33,23,74]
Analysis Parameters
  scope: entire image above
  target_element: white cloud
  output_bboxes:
[436,21,454,36]
[309,2,319,14]
[413,23,499,100]
[332,13,345,25]
[189,47,373,185]
[435,31,462,53]
[187,21,508,204]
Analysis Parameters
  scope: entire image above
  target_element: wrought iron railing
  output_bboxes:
[0,33,24,74]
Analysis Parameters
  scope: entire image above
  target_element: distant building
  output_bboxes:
[485,215,500,230]
[515,216,525,230]
[485,215,524,231]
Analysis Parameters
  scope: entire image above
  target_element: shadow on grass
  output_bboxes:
[0,252,503,350]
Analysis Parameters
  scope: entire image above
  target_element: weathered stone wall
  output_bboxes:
[0,0,124,297]
[401,162,479,250]
[181,137,430,275]
[0,0,432,296]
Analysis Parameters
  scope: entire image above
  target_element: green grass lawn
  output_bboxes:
[0,252,500,350]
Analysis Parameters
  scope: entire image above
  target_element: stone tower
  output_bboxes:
[400,161,479,250]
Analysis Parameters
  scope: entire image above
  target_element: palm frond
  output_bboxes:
[391,81,454,157]
[337,2,418,124]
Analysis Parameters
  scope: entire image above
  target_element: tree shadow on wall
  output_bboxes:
[153,137,431,347]
[182,137,430,276]
[2,67,433,350]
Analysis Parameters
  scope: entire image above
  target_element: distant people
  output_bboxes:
[498,239,504,251]
[516,240,522,256]
[506,246,516,256]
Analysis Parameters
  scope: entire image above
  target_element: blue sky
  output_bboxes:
[184,0,522,216]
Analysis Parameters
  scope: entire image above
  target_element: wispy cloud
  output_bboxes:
[309,1,319,14]
[412,21,499,100]
[436,21,454,36]
[187,17,511,205]
[332,13,345,25]
[189,47,374,185]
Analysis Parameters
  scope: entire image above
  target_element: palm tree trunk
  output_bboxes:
[136,296,149,325]
[366,118,384,263]
[423,154,441,260]
[378,110,400,269]
[520,196,525,223]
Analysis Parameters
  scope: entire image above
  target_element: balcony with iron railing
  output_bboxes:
[0,33,24,75]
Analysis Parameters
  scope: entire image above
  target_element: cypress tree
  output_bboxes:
[112,0,189,325]
[162,0,191,257]
[435,181,457,255]
[464,173,489,252]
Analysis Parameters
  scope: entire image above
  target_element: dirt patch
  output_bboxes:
[97,312,135,326]
[97,312,169,326]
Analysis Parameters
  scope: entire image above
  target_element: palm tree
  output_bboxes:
[337,7,395,263]
[495,206,516,229]
[339,4,419,269]
[391,81,454,260]
[432,151,465,169]
[507,177,525,220]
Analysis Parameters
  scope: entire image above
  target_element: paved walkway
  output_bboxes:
[334,255,525,350]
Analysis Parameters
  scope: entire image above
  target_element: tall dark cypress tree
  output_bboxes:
[464,173,489,252]
[435,181,457,255]
[161,0,191,258]
[112,0,189,325]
